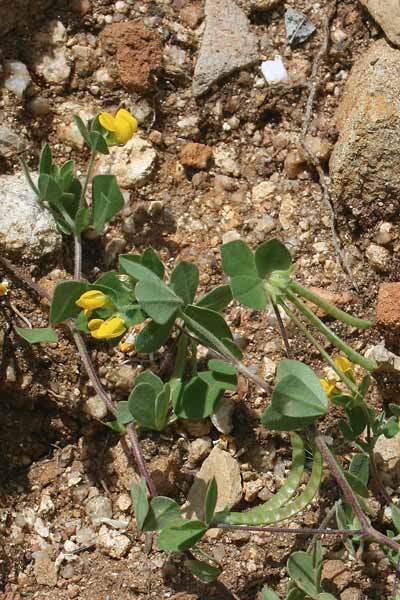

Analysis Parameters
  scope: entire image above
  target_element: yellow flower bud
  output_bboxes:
[320,378,339,398]
[334,356,354,378]
[99,108,138,145]
[89,316,126,340]
[0,280,9,296]
[76,290,108,311]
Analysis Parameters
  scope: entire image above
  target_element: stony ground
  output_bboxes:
[0,0,400,599]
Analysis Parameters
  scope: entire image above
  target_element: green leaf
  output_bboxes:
[185,560,221,583]
[196,284,233,312]
[318,595,337,600]
[38,174,63,203]
[286,587,307,600]
[19,156,40,197]
[131,478,149,530]
[199,369,237,392]
[74,310,89,333]
[156,519,207,552]
[134,371,164,395]
[172,376,221,420]
[141,248,165,280]
[136,279,184,325]
[128,383,157,430]
[39,143,52,175]
[349,453,369,486]
[287,552,319,598]
[348,406,368,437]
[208,359,237,376]
[344,472,369,498]
[389,404,400,418]
[230,274,267,309]
[89,130,109,155]
[135,318,174,353]
[255,238,292,278]
[74,207,91,235]
[261,588,280,600]
[73,115,92,146]
[170,262,199,305]
[117,401,133,425]
[184,305,233,344]
[143,497,181,532]
[50,281,88,324]
[154,385,170,431]
[119,254,161,282]
[221,337,243,359]
[204,478,218,525]
[391,505,400,533]
[92,174,124,233]
[104,419,126,433]
[15,326,58,344]
[221,239,257,277]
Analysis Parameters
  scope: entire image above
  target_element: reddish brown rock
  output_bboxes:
[180,143,213,169]
[284,149,306,179]
[376,281,400,336]
[100,21,162,93]
[180,4,204,29]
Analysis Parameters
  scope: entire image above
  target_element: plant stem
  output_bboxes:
[315,432,400,554]
[74,149,97,280]
[290,281,372,330]
[285,289,377,373]
[270,298,292,358]
[217,523,360,536]
[280,300,358,395]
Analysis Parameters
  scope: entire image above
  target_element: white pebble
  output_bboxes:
[261,56,289,85]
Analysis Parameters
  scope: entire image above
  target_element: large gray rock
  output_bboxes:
[192,0,259,97]
[359,0,400,47]
[0,173,61,260]
[330,40,400,228]
[183,446,242,520]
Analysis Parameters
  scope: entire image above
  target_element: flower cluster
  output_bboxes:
[76,290,126,340]
[320,356,354,399]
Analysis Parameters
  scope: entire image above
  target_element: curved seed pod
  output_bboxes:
[221,433,305,525]
[224,441,323,526]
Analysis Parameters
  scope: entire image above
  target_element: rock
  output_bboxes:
[376,283,400,348]
[365,243,390,272]
[252,181,276,204]
[306,287,358,318]
[33,21,71,85]
[251,0,281,10]
[180,4,204,28]
[359,0,400,47]
[107,440,139,490]
[374,222,393,245]
[116,493,132,512]
[374,433,400,469]
[304,134,332,162]
[210,397,236,434]
[0,173,61,261]
[365,341,400,373]
[180,143,213,169]
[183,419,212,437]
[56,102,96,149]
[330,40,400,228]
[3,60,31,98]
[97,525,131,558]
[85,496,113,523]
[0,125,27,158]
[321,560,352,593]
[284,150,305,179]
[33,551,57,586]
[28,96,52,117]
[285,8,316,46]
[189,437,212,463]
[243,479,264,502]
[84,396,108,420]
[96,135,156,189]
[192,0,259,97]
[214,144,240,176]
[76,527,96,547]
[183,447,242,519]
[100,21,162,93]
[261,56,289,85]
[149,455,179,496]
[340,589,362,600]
[0,0,51,35]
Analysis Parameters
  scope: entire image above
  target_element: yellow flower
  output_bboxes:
[334,356,354,378]
[88,316,126,340]
[320,378,339,398]
[76,290,108,312]
[0,280,9,296]
[99,108,138,145]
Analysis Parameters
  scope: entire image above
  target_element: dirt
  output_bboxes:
[0,0,399,599]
